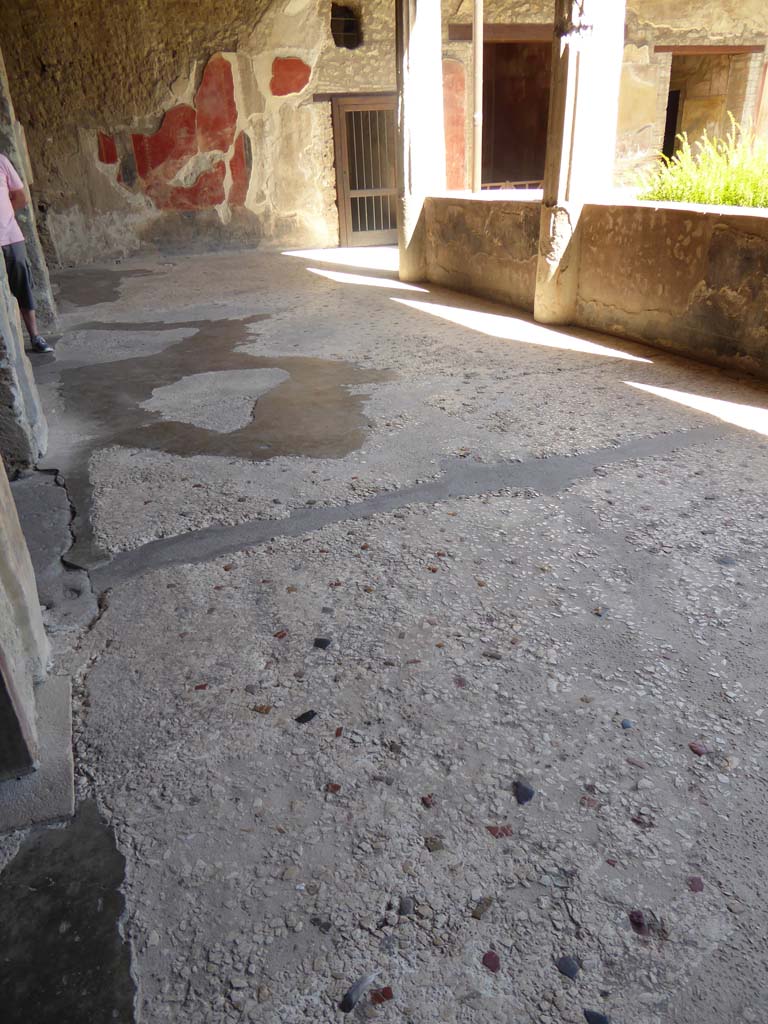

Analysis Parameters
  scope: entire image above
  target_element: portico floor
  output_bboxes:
[3,245,768,1024]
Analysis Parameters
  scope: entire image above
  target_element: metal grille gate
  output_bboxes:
[332,95,398,247]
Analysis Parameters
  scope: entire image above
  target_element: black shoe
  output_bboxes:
[30,335,53,353]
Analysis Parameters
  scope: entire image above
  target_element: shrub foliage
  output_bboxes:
[637,118,768,209]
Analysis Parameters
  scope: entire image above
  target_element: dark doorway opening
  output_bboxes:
[662,89,682,159]
[482,41,551,187]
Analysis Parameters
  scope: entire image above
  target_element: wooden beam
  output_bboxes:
[449,22,553,44]
[655,44,765,55]
[313,91,396,103]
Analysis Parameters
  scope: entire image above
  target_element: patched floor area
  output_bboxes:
[0,800,134,1024]
[6,246,768,1024]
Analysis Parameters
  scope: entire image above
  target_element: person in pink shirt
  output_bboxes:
[0,152,52,353]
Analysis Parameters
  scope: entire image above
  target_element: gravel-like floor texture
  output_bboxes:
[10,247,768,1024]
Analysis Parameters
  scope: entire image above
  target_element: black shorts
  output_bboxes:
[2,241,36,312]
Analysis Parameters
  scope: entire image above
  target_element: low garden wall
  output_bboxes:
[424,195,540,313]
[424,195,768,379]
[577,201,768,378]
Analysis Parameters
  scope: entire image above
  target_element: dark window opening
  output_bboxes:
[331,4,362,49]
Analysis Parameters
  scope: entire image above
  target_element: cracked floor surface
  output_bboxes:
[5,246,768,1024]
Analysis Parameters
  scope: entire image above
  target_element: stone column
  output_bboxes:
[395,0,446,282]
[0,460,50,779]
[533,0,626,324]
[0,47,57,331]
[0,272,48,467]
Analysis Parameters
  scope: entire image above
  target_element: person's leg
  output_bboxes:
[3,242,52,352]
[19,305,51,353]
[19,306,39,340]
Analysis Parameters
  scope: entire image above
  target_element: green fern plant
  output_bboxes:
[637,116,768,209]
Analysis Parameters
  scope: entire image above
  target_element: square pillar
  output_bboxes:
[0,460,51,781]
[534,0,626,324]
[396,0,446,282]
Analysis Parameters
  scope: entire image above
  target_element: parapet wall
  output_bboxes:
[424,195,540,313]
[424,195,768,379]
[577,202,768,379]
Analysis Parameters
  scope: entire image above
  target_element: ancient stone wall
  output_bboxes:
[3,1,768,262]
[424,196,540,312]
[0,0,394,263]
[577,201,768,377]
[426,194,768,379]
[618,2,768,182]
[444,2,768,186]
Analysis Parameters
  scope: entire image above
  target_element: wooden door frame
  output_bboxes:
[331,93,397,247]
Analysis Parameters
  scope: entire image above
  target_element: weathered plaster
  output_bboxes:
[629,0,768,41]
[577,202,768,376]
[0,0,351,262]
[425,194,768,379]
[3,0,768,262]
[424,196,539,311]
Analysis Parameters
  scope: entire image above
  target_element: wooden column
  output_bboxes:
[396,0,447,282]
[471,0,484,192]
[533,0,626,324]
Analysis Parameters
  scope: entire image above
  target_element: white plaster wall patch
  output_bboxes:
[140,368,290,433]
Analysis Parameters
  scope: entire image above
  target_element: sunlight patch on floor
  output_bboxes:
[306,267,427,291]
[625,381,768,437]
[393,298,653,362]
[282,247,399,272]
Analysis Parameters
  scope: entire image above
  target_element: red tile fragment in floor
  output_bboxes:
[486,825,513,838]
[371,987,394,1004]
[482,951,500,973]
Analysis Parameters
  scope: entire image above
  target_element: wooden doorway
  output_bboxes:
[332,95,398,247]
[482,42,551,188]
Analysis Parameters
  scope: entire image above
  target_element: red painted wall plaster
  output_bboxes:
[270,57,311,96]
[195,54,237,152]
[443,59,467,190]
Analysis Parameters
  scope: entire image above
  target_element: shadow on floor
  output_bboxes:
[53,267,155,309]
[0,800,135,1024]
